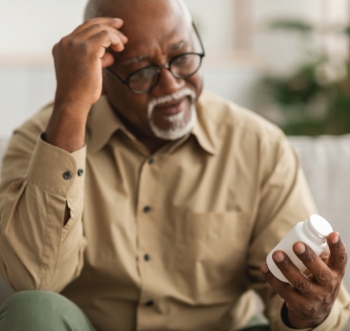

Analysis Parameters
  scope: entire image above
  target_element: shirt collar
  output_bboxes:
[86,96,126,154]
[86,91,218,155]
[191,91,217,155]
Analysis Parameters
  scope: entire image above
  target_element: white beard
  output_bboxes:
[147,88,197,140]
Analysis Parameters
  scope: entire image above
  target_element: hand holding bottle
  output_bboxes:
[260,216,347,329]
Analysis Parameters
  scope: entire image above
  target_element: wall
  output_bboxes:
[0,0,87,55]
[253,0,350,73]
[0,0,87,136]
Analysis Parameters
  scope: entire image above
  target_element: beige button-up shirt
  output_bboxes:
[0,91,349,331]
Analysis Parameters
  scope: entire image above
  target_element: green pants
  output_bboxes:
[0,291,270,331]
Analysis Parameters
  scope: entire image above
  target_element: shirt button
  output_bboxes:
[143,206,151,213]
[144,254,150,261]
[77,169,84,176]
[148,158,154,165]
[63,171,72,180]
[145,300,154,307]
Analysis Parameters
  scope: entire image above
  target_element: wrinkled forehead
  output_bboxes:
[123,2,191,36]
[85,0,196,63]
[85,0,192,27]
[115,1,193,51]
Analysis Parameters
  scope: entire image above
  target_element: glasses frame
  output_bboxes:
[105,22,205,94]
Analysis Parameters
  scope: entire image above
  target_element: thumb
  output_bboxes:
[101,52,115,69]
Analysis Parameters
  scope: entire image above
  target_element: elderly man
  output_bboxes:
[0,0,349,330]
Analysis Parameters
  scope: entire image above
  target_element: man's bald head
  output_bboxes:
[84,0,203,143]
[84,0,192,25]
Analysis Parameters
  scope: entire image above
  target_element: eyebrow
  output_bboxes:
[121,55,149,66]
[168,40,185,51]
[121,40,186,66]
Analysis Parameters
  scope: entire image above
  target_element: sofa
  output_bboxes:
[0,134,349,326]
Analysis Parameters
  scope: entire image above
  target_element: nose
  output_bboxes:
[152,66,185,96]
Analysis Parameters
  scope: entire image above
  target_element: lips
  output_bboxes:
[153,97,187,116]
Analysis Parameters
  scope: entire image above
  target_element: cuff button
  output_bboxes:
[145,300,154,307]
[63,171,73,180]
[77,169,84,176]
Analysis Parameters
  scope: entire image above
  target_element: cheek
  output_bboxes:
[187,72,203,99]
[104,75,149,122]
[117,97,149,125]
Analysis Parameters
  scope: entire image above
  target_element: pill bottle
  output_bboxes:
[266,214,333,283]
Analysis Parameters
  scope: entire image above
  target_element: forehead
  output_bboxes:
[120,39,187,66]
[111,2,193,63]
[95,0,194,67]
[124,24,191,53]
[123,1,190,34]
[102,0,191,28]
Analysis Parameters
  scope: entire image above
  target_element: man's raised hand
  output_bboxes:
[45,18,128,151]
[52,17,128,111]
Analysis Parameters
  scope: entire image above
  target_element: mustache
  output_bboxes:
[147,88,196,117]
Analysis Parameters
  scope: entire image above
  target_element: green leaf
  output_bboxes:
[268,19,314,34]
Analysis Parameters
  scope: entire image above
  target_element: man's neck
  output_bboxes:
[112,108,170,154]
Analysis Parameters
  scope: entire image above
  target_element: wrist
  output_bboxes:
[53,98,92,116]
[282,302,328,329]
[45,101,89,152]
[281,303,297,328]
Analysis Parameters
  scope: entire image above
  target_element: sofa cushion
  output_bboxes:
[289,135,350,290]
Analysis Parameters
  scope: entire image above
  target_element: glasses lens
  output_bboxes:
[128,67,159,93]
[170,53,202,78]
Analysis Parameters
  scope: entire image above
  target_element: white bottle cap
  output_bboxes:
[306,214,333,240]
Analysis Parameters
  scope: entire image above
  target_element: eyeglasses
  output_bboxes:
[105,23,205,94]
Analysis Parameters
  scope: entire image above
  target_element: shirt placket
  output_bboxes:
[135,156,160,330]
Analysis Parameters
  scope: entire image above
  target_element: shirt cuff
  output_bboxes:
[26,135,86,197]
[274,300,342,331]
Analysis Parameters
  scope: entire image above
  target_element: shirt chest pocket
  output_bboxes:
[174,211,250,304]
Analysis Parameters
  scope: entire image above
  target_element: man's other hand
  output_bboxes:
[260,232,347,329]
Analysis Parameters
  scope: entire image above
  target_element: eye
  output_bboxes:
[130,67,157,82]
[172,54,192,67]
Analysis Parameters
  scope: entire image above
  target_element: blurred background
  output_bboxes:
[0,0,349,137]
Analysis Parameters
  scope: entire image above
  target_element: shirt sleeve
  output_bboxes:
[0,120,87,293]
[269,284,350,331]
[247,133,350,331]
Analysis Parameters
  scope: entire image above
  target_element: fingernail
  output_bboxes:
[274,252,284,263]
[295,242,306,254]
[331,233,339,244]
[261,263,269,273]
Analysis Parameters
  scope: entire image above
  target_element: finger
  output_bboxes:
[293,242,333,286]
[85,32,126,69]
[52,43,58,56]
[328,232,348,276]
[272,250,314,294]
[72,17,124,35]
[260,262,301,302]
[101,52,115,68]
[75,24,128,45]
[89,29,126,57]
[303,268,313,278]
